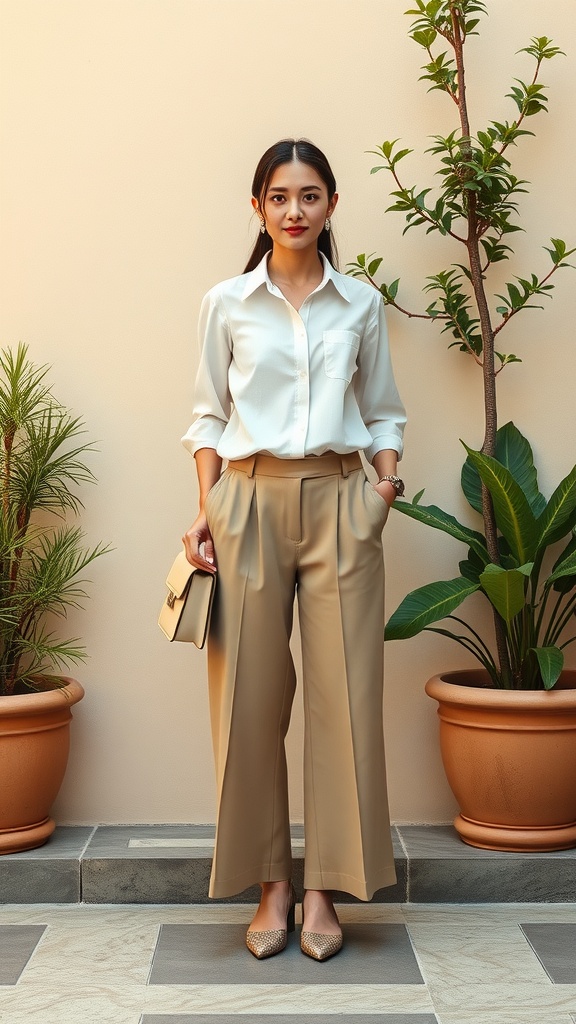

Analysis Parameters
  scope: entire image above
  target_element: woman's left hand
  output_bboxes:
[373,480,396,509]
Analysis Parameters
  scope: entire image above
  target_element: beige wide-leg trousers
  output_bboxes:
[204,451,396,901]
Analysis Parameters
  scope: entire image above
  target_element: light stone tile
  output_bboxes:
[328,903,405,924]
[0,902,405,927]
[140,1017,438,1024]
[405,922,551,986]
[128,838,306,849]
[0,984,144,1024]
[431,983,576,1014]
[141,983,435,1015]
[128,839,214,849]
[0,905,251,927]
[436,1013,574,1024]
[17,921,159,987]
[403,903,576,925]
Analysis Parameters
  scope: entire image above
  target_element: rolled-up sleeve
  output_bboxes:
[181,289,232,456]
[355,294,406,464]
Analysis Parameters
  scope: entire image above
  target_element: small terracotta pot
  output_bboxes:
[0,677,84,854]
[425,669,576,852]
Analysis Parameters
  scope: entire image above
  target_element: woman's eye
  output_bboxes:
[270,195,285,203]
[303,193,318,202]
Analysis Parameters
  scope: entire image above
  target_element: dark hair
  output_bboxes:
[243,138,338,273]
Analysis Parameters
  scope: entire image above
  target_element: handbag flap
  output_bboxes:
[165,550,196,599]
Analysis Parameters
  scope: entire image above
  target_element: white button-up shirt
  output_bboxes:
[182,253,406,464]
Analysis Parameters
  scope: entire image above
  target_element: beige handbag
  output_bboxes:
[158,551,216,648]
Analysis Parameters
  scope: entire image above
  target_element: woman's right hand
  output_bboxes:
[182,510,217,573]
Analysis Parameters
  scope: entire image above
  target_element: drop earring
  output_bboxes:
[259,220,266,234]
[325,218,331,232]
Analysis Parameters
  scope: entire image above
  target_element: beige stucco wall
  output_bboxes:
[1,0,575,826]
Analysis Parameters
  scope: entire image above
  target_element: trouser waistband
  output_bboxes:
[227,451,362,479]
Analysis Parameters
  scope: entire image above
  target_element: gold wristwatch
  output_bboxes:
[378,475,405,497]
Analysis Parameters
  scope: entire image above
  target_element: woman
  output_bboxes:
[182,139,406,961]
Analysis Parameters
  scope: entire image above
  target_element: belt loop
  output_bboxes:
[341,454,350,478]
[245,455,257,478]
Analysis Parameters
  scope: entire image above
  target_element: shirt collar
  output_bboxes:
[241,251,351,303]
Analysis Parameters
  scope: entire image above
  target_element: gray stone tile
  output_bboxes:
[521,924,576,983]
[82,853,217,904]
[0,826,94,860]
[141,1017,438,1023]
[0,827,92,903]
[0,925,46,985]
[148,923,424,985]
[82,825,223,904]
[399,825,576,860]
[409,855,576,903]
[400,826,576,902]
[84,825,217,858]
[0,859,81,904]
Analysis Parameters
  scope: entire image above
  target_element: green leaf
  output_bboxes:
[544,238,576,267]
[479,563,531,623]
[548,536,576,590]
[412,28,437,47]
[519,36,565,62]
[392,499,489,562]
[385,577,480,640]
[463,445,539,563]
[530,646,564,690]
[459,545,487,583]
[461,422,546,517]
[537,464,576,549]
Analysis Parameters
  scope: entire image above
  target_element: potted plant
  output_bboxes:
[0,344,108,853]
[349,0,576,850]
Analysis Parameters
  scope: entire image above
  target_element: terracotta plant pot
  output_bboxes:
[425,669,576,852]
[0,677,84,854]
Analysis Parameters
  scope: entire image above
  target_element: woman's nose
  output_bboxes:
[286,200,302,220]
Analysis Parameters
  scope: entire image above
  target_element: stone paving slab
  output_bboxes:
[149,923,424,985]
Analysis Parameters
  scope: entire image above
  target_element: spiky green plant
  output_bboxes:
[0,344,109,696]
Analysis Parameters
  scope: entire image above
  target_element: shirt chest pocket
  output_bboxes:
[323,330,360,383]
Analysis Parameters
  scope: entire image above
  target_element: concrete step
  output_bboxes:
[1,824,575,904]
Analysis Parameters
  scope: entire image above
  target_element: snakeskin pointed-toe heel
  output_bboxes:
[245,885,296,959]
[300,929,343,961]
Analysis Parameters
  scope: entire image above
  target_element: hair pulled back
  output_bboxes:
[243,139,338,273]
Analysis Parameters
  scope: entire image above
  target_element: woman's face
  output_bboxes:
[253,159,338,255]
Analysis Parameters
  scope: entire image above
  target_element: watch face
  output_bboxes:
[396,480,405,497]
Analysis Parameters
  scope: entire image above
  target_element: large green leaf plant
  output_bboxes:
[0,344,109,696]
[349,1,576,689]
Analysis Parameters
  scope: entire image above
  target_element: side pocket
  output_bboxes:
[323,330,360,382]
[204,469,228,521]
[364,479,391,527]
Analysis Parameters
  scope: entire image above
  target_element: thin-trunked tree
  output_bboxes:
[349,0,576,689]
